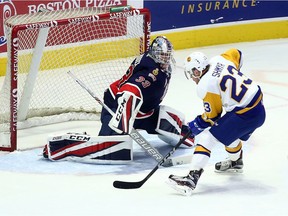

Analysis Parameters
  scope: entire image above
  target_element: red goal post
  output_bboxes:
[1,6,151,151]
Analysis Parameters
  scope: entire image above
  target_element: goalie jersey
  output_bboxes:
[197,49,263,125]
[109,52,171,116]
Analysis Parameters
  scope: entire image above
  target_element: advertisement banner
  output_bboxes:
[1,1,287,54]
[144,1,288,32]
[0,0,127,53]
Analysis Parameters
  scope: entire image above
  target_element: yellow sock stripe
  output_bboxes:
[225,141,242,154]
[194,144,211,157]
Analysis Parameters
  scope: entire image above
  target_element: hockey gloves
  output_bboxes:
[181,124,195,147]
[188,115,210,136]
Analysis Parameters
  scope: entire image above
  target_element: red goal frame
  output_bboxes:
[2,7,151,151]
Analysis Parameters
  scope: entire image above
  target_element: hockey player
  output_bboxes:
[167,49,266,195]
[43,36,194,164]
[97,36,194,145]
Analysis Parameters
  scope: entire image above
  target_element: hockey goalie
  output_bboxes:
[42,36,194,164]
[43,105,194,164]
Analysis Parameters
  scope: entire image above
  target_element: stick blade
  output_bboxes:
[113,180,144,189]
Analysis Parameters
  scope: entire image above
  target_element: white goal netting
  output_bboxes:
[0,7,151,150]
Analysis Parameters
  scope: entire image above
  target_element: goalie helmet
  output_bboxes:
[184,52,209,79]
[148,36,174,65]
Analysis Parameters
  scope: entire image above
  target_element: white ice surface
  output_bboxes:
[0,39,287,216]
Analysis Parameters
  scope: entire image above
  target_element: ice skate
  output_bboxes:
[215,154,243,173]
[167,169,203,196]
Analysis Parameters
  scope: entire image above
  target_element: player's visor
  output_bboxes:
[184,68,201,79]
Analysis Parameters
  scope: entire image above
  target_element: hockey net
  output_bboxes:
[0,7,151,151]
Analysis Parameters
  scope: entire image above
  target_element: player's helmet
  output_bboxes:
[148,36,174,65]
[184,52,209,79]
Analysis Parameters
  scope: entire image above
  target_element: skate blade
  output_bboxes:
[162,159,173,167]
[214,168,243,173]
[166,180,193,196]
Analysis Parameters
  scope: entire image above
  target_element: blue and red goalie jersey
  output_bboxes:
[108,51,171,118]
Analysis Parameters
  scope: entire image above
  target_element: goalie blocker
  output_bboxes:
[43,106,194,164]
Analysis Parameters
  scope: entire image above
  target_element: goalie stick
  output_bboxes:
[67,71,166,164]
[113,130,191,189]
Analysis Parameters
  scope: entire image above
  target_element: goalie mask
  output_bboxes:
[184,52,209,80]
[148,36,174,69]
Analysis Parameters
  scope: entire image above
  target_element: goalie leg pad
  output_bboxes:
[155,105,194,147]
[109,91,143,134]
[44,132,133,164]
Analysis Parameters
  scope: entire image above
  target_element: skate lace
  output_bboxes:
[221,160,232,168]
[170,175,196,188]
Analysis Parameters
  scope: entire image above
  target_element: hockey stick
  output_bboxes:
[113,130,191,189]
[67,71,165,163]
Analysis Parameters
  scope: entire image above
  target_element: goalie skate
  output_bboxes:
[167,169,203,196]
[215,157,243,173]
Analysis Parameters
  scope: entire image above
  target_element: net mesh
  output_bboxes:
[0,7,147,148]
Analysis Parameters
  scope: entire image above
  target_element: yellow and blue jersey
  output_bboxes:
[196,48,262,126]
